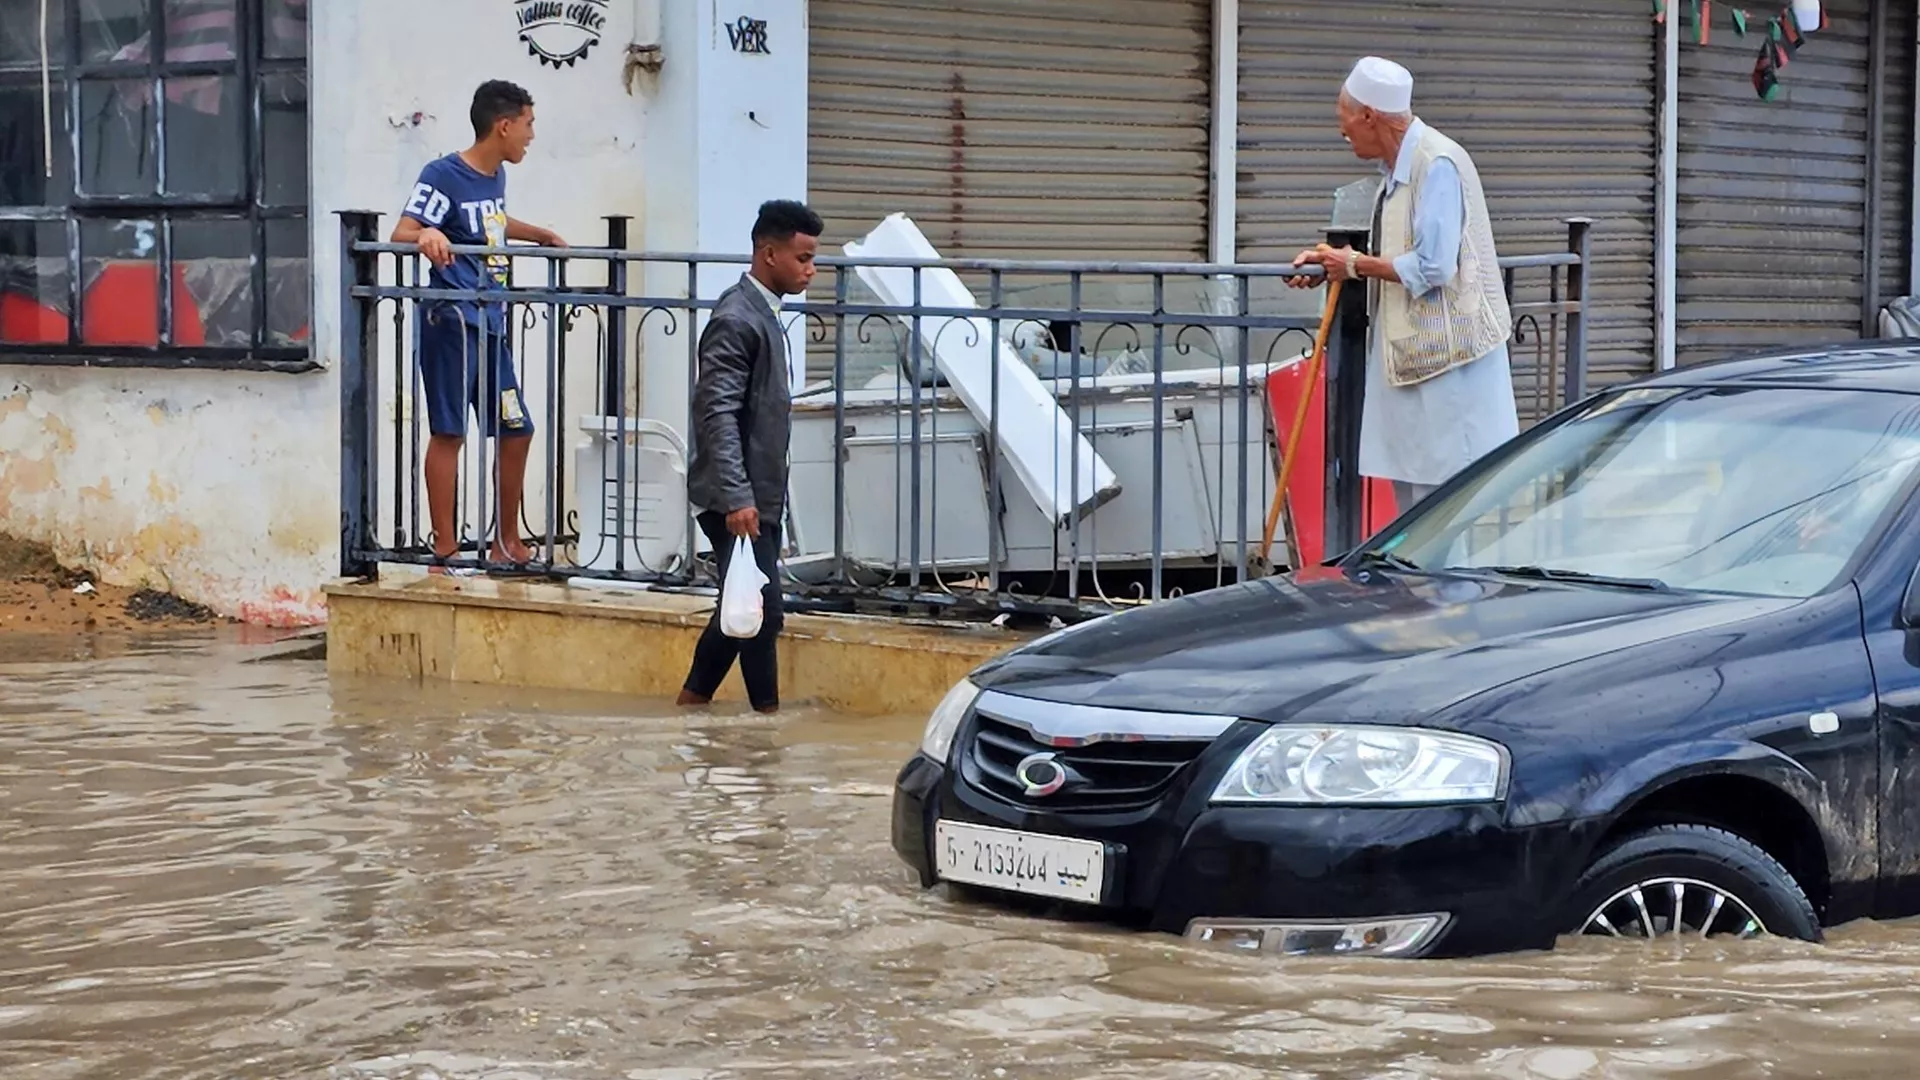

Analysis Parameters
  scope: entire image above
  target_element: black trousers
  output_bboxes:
[683,510,785,709]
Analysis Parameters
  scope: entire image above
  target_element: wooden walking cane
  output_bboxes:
[1257,258,1345,570]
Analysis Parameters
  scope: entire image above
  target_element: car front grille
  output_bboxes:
[963,710,1214,812]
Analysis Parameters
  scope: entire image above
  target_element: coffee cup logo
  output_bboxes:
[515,0,609,67]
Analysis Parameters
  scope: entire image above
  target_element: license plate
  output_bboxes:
[933,819,1107,905]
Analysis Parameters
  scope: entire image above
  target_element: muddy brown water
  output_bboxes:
[7,636,1920,1079]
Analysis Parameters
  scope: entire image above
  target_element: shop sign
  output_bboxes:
[516,0,610,67]
[726,16,770,54]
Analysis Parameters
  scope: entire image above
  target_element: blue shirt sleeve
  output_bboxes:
[401,159,454,229]
[1391,156,1465,301]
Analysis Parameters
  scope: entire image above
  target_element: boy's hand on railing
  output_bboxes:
[417,227,454,269]
[508,218,568,248]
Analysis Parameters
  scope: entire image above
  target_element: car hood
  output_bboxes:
[973,570,1801,724]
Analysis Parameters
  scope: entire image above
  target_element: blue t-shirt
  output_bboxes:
[401,153,511,332]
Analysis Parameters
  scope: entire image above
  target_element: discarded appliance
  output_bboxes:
[784,353,1298,584]
[572,416,689,576]
[844,213,1122,527]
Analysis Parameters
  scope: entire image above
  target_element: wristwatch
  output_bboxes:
[1345,248,1360,280]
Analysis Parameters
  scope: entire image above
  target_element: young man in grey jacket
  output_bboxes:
[677,200,823,714]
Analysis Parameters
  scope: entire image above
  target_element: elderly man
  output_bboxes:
[1288,56,1519,508]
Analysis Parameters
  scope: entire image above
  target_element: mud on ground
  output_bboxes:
[0,533,222,636]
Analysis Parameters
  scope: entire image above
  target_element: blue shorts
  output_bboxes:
[417,306,535,440]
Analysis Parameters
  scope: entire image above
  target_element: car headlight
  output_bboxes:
[1210,725,1507,805]
[920,678,982,764]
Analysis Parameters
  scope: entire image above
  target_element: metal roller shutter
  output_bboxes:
[1875,0,1915,315]
[807,0,1213,261]
[1674,0,1875,365]
[1237,0,1659,399]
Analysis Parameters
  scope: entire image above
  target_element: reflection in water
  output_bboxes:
[5,637,1920,1078]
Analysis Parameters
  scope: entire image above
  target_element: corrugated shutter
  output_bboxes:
[1237,0,1658,403]
[1876,0,1915,314]
[807,0,1213,261]
[1674,0,1876,365]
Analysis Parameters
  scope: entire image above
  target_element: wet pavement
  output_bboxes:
[7,634,1920,1079]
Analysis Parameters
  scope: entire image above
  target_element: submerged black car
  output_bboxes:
[891,342,1920,958]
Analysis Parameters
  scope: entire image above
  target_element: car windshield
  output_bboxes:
[1370,385,1920,598]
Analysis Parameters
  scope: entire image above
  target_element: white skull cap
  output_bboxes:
[1343,56,1414,114]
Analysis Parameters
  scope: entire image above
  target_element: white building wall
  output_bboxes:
[0,0,756,622]
[0,363,337,625]
[639,0,809,433]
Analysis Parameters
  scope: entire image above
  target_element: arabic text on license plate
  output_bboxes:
[934,820,1106,905]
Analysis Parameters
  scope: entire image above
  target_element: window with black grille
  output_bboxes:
[0,0,309,370]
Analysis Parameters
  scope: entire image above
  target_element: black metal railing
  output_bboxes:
[337,212,1590,622]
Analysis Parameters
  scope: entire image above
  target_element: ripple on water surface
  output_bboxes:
[4,635,1920,1079]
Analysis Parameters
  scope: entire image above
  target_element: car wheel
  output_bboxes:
[1565,824,1820,942]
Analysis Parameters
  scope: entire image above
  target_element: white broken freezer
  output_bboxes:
[843,213,1121,527]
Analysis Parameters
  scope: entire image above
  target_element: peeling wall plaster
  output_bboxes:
[0,0,662,624]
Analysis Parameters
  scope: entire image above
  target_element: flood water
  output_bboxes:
[8,636,1920,1079]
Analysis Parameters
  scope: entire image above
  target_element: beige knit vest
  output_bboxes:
[1374,126,1511,387]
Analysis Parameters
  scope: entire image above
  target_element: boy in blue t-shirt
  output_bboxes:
[391,80,566,571]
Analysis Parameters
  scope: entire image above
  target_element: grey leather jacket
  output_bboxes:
[687,276,792,518]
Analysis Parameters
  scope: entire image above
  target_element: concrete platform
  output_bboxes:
[322,576,1034,716]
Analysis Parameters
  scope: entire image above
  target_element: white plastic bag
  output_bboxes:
[719,535,769,639]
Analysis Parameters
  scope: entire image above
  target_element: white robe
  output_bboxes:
[1357,120,1520,488]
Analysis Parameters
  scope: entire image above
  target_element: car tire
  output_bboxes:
[1564,824,1821,943]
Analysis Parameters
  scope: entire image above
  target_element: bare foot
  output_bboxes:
[754,703,780,715]
[677,690,712,707]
